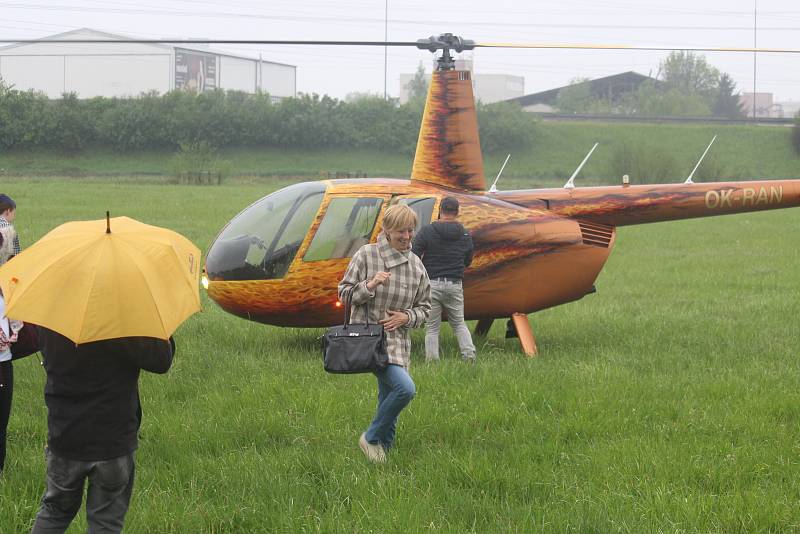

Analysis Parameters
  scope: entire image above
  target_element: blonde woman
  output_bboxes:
[339,204,431,463]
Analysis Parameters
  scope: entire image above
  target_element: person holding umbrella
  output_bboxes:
[0,214,201,533]
[0,225,23,475]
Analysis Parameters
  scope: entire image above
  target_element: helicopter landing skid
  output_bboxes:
[474,315,538,357]
[473,318,494,337]
[510,313,537,357]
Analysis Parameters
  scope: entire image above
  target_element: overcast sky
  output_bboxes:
[2,0,799,101]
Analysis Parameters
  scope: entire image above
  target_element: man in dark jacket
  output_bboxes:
[30,329,174,534]
[412,196,476,362]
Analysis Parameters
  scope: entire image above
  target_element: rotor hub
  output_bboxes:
[415,33,475,70]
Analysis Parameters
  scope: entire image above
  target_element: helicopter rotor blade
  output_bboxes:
[0,38,423,46]
[1,37,799,54]
[474,42,800,54]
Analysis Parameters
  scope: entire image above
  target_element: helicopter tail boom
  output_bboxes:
[495,179,800,227]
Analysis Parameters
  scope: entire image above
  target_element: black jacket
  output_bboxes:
[39,327,174,461]
[412,220,473,280]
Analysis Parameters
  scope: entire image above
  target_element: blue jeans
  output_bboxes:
[365,364,415,451]
[31,449,135,534]
[425,279,476,361]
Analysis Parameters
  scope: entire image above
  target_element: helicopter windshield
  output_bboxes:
[303,197,383,261]
[205,182,325,281]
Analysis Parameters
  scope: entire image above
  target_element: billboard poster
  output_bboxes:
[175,49,217,92]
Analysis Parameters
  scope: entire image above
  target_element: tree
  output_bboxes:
[658,51,720,100]
[623,80,711,117]
[555,78,592,113]
[344,91,382,103]
[713,73,746,119]
[405,61,429,102]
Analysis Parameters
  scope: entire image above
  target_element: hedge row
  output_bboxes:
[793,113,800,156]
[0,83,535,154]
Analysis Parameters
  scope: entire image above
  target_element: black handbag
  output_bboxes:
[322,289,388,374]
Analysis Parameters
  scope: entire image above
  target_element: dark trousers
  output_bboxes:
[0,359,12,472]
[30,449,135,534]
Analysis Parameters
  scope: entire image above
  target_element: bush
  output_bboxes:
[47,93,101,152]
[793,112,800,156]
[341,95,418,152]
[170,141,230,184]
[477,102,536,153]
[98,92,176,150]
[607,141,679,184]
[691,154,740,182]
[0,80,51,149]
[0,85,538,156]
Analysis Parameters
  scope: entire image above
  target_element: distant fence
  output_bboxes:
[178,171,223,185]
[321,171,369,179]
[533,112,795,127]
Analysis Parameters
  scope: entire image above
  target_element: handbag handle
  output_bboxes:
[342,288,353,329]
[341,277,374,330]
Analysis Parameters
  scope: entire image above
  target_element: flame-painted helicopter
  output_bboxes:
[197,34,800,355]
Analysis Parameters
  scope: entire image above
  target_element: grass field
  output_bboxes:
[1,177,800,532]
[2,120,799,186]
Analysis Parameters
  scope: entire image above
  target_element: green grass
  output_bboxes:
[508,121,800,183]
[2,120,799,188]
[0,147,413,181]
[1,178,800,532]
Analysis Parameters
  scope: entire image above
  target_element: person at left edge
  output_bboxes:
[0,194,21,258]
[339,204,431,463]
[29,332,175,534]
[0,225,23,475]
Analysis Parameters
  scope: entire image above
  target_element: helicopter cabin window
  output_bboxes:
[304,197,383,261]
[396,197,435,232]
[205,182,325,281]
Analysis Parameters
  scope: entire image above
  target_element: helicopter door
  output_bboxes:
[393,196,437,231]
[303,196,386,262]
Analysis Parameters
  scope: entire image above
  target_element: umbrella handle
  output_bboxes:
[106,212,111,234]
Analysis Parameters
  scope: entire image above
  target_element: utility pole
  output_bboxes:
[752,0,757,120]
[384,0,388,100]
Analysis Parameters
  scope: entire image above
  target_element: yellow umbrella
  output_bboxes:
[0,214,201,344]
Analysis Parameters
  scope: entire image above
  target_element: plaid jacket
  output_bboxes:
[339,233,431,368]
[0,217,20,256]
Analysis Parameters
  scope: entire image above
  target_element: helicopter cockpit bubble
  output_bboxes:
[205,181,325,281]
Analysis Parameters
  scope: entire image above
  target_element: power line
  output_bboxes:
[0,3,798,31]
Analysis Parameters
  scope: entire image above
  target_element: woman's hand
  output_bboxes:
[366,271,390,292]
[380,310,409,332]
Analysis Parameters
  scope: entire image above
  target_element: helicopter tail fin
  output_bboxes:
[411,69,487,192]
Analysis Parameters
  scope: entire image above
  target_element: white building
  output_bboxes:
[775,101,800,118]
[399,59,524,104]
[0,28,296,100]
[740,92,774,118]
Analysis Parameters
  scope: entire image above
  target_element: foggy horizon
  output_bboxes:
[2,0,799,102]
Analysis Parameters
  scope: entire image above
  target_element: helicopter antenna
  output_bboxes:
[684,135,717,184]
[488,154,511,193]
[563,143,599,189]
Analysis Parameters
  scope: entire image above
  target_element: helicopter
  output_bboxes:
[200,34,800,355]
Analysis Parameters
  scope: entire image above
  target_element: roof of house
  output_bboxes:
[0,28,295,68]
[507,71,658,107]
